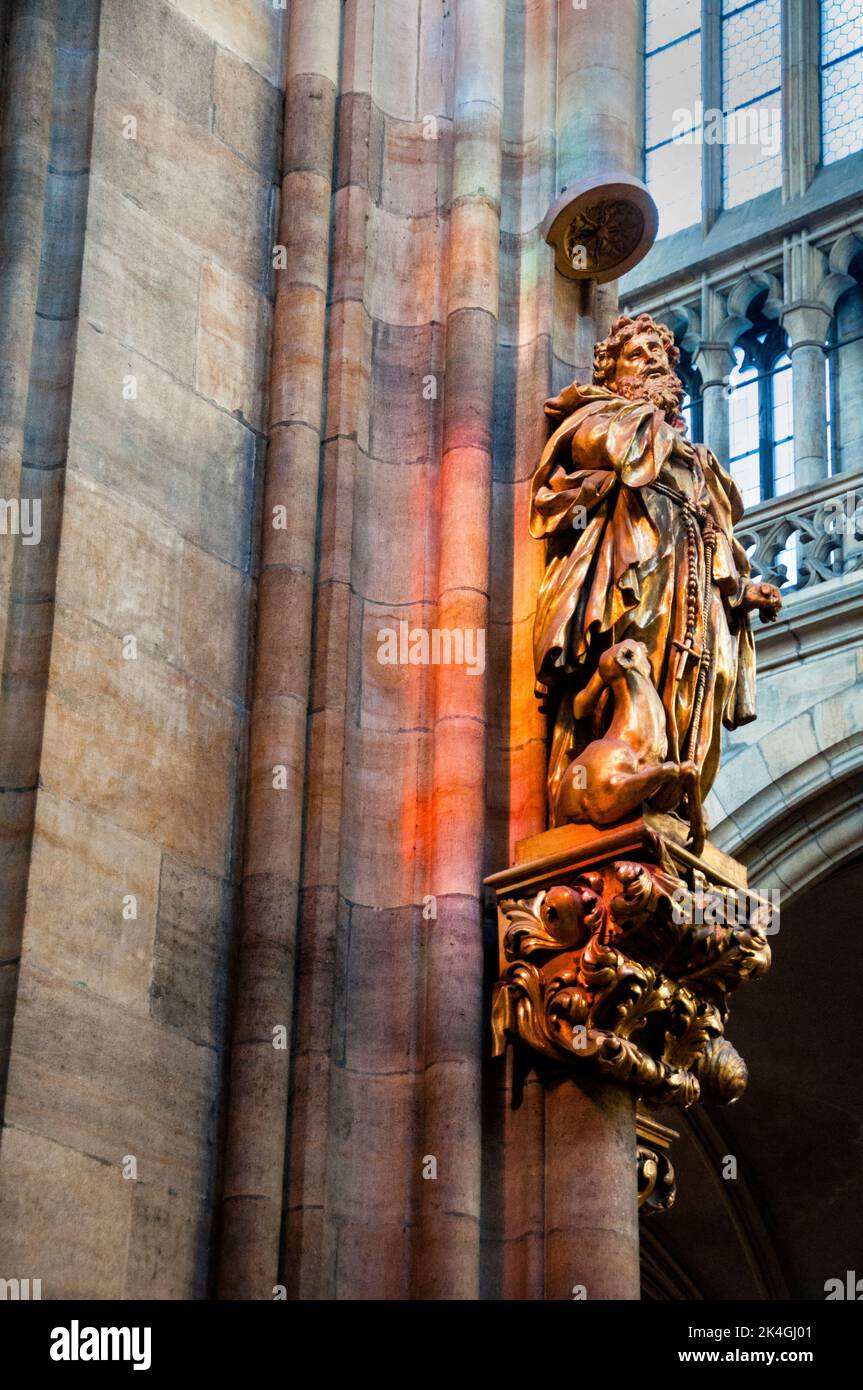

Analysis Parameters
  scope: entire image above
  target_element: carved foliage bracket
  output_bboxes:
[488,822,772,1109]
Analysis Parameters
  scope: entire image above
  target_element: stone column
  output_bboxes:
[544,1074,639,1300]
[782,231,832,490]
[783,301,832,490]
[414,0,505,1300]
[552,0,644,379]
[0,0,59,1115]
[0,0,100,1124]
[556,0,643,188]
[695,342,735,465]
[217,0,342,1299]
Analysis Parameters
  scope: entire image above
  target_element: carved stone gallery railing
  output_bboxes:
[736,469,863,592]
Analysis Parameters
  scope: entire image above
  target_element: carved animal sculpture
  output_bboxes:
[555,638,705,854]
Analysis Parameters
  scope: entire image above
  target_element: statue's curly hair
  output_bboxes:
[593,313,679,387]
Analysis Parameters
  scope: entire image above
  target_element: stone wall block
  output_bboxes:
[81,176,200,385]
[150,856,234,1045]
[214,46,282,176]
[91,57,271,286]
[69,324,255,569]
[196,259,272,432]
[367,320,439,466]
[4,963,222,1195]
[171,0,282,83]
[353,456,434,601]
[24,790,160,1013]
[372,0,420,120]
[0,1127,130,1300]
[101,0,216,127]
[41,609,239,877]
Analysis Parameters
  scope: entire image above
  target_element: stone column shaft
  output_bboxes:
[783,301,832,489]
[544,1076,640,1300]
[0,0,59,1117]
[552,0,643,378]
[696,342,735,465]
[556,0,642,190]
[0,0,100,1123]
[217,0,342,1299]
[414,0,505,1300]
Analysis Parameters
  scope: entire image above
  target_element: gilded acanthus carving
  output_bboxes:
[637,1143,676,1216]
[490,843,771,1108]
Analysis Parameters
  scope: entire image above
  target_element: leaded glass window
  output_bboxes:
[771,353,794,495]
[677,347,704,443]
[727,316,794,506]
[821,0,863,165]
[645,0,702,237]
[826,277,863,473]
[721,0,782,207]
[728,352,761,505]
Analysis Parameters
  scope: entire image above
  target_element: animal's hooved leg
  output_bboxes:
[680,761,705,856]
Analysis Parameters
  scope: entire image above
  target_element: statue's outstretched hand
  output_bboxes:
[743,580,782,623]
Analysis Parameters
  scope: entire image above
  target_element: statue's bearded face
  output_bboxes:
[612,330,685,427]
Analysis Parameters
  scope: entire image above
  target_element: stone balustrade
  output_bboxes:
[736,468,863,591]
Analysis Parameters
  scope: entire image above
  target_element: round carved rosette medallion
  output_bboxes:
[543,174,658,283]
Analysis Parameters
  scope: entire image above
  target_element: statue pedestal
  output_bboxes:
[485,811,772,1298]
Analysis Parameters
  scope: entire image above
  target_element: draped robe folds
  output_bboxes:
[529,383,756,824]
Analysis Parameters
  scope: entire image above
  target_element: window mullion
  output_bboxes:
[703,0,724,230]
[759,359,776,499]
[782,0,821,198]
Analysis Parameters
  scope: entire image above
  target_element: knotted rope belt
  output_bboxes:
[647,479,718,764]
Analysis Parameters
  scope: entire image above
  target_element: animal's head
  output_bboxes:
[599,639,652,680]
[574,640,652,721]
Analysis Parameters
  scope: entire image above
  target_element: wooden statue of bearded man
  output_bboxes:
[530,312,782,840]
